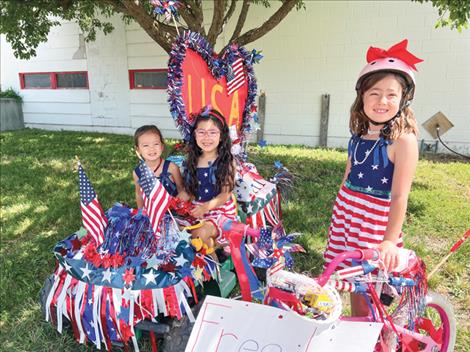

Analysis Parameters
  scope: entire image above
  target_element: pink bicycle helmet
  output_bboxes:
[356,39,423,101]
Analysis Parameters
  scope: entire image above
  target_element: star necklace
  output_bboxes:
[353,138,381,165]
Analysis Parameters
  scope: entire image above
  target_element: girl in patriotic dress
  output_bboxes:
[183,108,237,253]
[323,39,423,316]
[133,125,189,208]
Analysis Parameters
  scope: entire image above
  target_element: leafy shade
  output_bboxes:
[0,0,304,59]
[0,0,468,60]
[0,0,117,60]
[413,0,469,31]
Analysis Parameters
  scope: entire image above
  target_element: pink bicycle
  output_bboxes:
[263,248,456,351]
[220,220,457,352]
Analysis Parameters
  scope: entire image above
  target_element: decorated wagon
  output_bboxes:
[39,30,299,352]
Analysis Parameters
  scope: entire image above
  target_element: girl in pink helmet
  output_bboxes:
[323,39,423,316]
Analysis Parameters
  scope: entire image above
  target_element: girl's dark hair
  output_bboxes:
[185,109,235,197]
[350,71,418,140]
[134,125,165,146]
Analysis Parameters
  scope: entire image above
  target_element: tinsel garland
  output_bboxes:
[167,30,259,158]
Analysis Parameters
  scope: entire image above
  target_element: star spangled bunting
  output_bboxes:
[78,163,107,245]
[138,159,172,237]
[227,57,245,95]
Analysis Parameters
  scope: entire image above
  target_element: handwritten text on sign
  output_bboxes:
[185,295,383,352]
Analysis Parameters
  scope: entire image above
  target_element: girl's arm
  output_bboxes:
[341,157,352,186]
[133,171,144,209]
[379,133,418,271]
[168,162,191,201]
[190,187,232,218]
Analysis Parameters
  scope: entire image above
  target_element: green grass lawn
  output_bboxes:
[1,128,469,351]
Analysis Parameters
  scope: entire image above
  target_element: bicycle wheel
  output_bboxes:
[407,291,457,351]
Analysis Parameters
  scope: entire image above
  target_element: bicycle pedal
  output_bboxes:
[380,293,394,306]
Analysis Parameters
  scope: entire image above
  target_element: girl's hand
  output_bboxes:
[177,190,191,202]
[190,203,210,218]
[378,240,399,272]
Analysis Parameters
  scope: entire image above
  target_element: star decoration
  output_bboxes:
[71,238,82,251]
[88,298,93,305]
[80,264,92,280]
[204,172,208,177]
[246,204,253,213]
[366,186,373,192]
[193,267,204,281]
[381,177,388,184]
[258,139,267,148]
[174,253,187,267]
[354,161,359,166]
[358,172,364,179]
[102,268,113,283]
[122,288,133,302]
[143,270,157,285]
[372,165,379,170]
[122,268,136,286]
[63,261,72,272]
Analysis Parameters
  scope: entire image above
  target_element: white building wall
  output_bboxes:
[231,1,470,153]
[1,1,469,153]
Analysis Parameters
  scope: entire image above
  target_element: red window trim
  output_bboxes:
[129,69,168,90]
[19,71,89,89]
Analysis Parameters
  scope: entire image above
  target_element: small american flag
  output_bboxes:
[78,163,107,245]
[227,57,245,95]
[138,159,172,237]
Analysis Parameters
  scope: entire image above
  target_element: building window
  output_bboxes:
[19,72,88,89]
[56,72,88,88]
[129,69,167,89]
[21,73,52,89]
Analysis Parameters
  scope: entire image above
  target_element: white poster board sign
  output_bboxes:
[185,295,383,352]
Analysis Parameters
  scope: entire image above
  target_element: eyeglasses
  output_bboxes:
[195,129,220,138]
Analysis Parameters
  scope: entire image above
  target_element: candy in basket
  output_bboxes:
[265,270,342,324]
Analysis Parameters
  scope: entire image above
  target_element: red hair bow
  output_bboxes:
[366,39,423,71]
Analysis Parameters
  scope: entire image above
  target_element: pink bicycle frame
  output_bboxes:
[317,249,442,351]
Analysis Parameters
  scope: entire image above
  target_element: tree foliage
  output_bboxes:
[1,0,468,60]
[413,0,469,31]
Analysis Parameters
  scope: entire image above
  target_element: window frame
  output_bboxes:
[129,69,168,90]
[19,71,89,90]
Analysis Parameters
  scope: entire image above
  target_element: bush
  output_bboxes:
[0,88,23,103]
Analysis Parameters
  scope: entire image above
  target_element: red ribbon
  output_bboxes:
[366,39,423,70]
[226,229,252,301]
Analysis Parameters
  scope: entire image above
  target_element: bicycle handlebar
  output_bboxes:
[317,249,380,287]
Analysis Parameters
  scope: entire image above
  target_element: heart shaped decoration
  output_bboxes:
[168,31,259,149]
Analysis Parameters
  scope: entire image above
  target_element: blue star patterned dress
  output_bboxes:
[185,161,237,243]
[134,159,178,197]
[324,135,403,268]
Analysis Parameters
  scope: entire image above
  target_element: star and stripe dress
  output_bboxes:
[324,135,403,269]
[184,161,237,244]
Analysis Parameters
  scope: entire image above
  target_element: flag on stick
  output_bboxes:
[78,162,107,245]
[138,159,172,237]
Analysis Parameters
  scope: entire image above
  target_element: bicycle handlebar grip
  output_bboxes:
[360,248,380,261]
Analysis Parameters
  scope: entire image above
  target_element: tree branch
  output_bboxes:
[229,0,250,43]
[184,0,205,34]
[207,0,225,46]
[119,0,176,53]
[234,0,298,47]
[223,0,237,27]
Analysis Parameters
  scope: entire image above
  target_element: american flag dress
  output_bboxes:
[324,135,403,269]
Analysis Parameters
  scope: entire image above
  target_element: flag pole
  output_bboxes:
[428,229,470,279]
